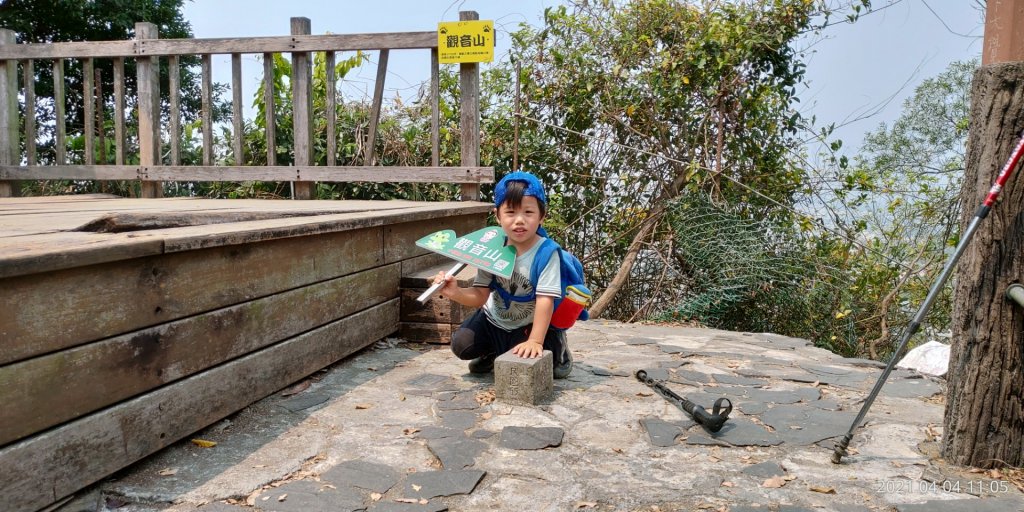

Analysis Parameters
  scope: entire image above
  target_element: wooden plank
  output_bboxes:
[291,18,313,200]
[53,59,66,165]
[0,164,497,185]
[399,322,452,344]
[0,263,399,446]
[201,54,212,166]
[95,67,106,166]
[167,55,179,166]
[0,226,384,364]
[0,165,140,180]
[134,165,492,183]
[0,30,17,198]
[326,51,336,167]
[0,32,437,60]
[231,53,243,164]
[400,288,454,323]
[263,52,276,165]
[364,49,388,166]
[23,59,35,166]
[136,23,162,198]
[384,213,484,264]
[431,48,439,167]
[83,58,94,165]
[459,12,481,201]
[0,299,399,512]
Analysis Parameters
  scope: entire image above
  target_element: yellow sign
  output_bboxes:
[437,20,494,64]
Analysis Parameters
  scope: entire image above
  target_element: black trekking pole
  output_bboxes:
[831,131,1024,464]
[636,370,733,433]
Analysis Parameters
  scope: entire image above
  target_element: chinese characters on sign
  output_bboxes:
[437,20,494,64]
[415,227,516,279]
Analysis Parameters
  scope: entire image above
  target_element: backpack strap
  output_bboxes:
[488,237,559,308]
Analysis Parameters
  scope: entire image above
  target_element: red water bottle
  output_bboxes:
[550,285,591,329]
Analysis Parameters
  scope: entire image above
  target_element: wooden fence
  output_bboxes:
[0,12,491,200]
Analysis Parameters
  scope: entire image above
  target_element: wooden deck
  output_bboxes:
[0,195,489,512]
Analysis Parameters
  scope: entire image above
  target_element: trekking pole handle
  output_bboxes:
[635,370,733,433]
[416,263,468,304]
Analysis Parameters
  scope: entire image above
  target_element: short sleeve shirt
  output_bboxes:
[473,237,561,331]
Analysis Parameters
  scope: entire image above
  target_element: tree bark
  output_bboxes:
[942,61,1024,468]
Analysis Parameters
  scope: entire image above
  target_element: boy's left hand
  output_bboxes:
[512,340,544,358]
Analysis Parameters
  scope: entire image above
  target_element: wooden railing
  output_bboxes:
[0,12,491,200]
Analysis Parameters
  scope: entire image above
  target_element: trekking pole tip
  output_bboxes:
[831,434,852,464]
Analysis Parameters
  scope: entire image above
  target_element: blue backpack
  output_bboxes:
[489,237,591,324]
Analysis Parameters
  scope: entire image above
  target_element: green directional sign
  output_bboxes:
[415,226,516,279]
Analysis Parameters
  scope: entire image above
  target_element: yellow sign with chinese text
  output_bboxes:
[437,20,494,64]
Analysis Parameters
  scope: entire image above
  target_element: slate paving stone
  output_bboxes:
[277,392,331,413]
[580,364,613,376]
[470,429,495,439]
[837,357,887,369]
[712,374,768,387]
[368,500,448,512]
[761,405,863,446]
[879,377,943,399]
[499,426,564,450]
[404,374,456,390]
[685,418,783,447]
[738,401,768,415]
[402,470,486,499]
[321,459,401,494]
[415,426,461,440]
[435,393,479,411]
[740,461,786,478]
[670,369,711,384]
[438,410,478,430]
[832,505,873,512]
[800,363,852,376]
[639,417,695,447]
[196,504,249,511]
[777,506,818,512]
[255,480,365,512]
[807,399,842,411]
[658,344,687,354]
[624,337,657,345]
[426,437,488,469]
[895,498,1024,512]
[638,368,671,381]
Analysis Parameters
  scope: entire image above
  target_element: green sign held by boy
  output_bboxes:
[415,226,516,279]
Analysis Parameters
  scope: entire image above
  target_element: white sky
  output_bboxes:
[182,0,984,155]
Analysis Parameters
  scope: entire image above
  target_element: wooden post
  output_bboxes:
[95,67,106,167]
[83,58,94,165]
[114,58,126,165]
[263,52,276,166]
[54,59,66,165]
[201,54,212,166]
[167,56,179,166]
[430,48,439,167]
[364,49,388,166]
[23,59,35,167]
[135,22,162,198]
[231,53,244,165]
[0,30,18,197]
[983,0,1024,65]
[291,17,314,200]
[459,11,481,201]
[326,51,337,167]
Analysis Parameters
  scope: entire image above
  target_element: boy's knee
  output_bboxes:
[450,328,476,360]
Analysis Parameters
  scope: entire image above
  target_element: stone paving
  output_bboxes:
[59,321,1024,512]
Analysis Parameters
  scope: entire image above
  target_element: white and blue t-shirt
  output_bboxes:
[473,237,561,331]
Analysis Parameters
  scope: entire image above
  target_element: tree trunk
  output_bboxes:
[942,61,1024,468]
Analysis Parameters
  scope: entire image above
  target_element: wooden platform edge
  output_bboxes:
[0,299,399,512]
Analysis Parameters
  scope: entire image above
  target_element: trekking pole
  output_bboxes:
[831,131,1024,465]
[636,370,733,433]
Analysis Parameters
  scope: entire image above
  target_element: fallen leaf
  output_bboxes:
[370,493,383,501]
[368,367,378,371]
[403,427,421,436]
[355,403,372,410]
[762,476,788,488]
[280,380,310,397]
[399,394,406,401]
[721,481,735,487]
[636,391,653,397]
[707,455,721,462]
[968,467,985,474]
[261,497,269,501]
[612,448,624,454]
[395,498,419,504]
[576,502,598,509]
[191,439,217,448]
[157,468,178,476]
[481,411,493,420]
[809,485,836,494]
[989,469,1004,479]
[277,494,287,502]
[412,484,422,492]
[419,499,429,505]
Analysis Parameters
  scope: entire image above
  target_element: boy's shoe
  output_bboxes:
[468,352,497,374]
[553,330,573,379]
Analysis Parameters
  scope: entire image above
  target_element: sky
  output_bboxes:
[181,0,985,156]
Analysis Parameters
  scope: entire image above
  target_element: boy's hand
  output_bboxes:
[431,271,460,299]
[512,340,544,358]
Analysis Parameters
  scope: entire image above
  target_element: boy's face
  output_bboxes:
[495,196,544,248]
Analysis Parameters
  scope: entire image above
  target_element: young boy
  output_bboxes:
[432,171,572,379]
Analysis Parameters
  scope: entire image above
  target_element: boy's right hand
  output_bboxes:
[431,271,460,299]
